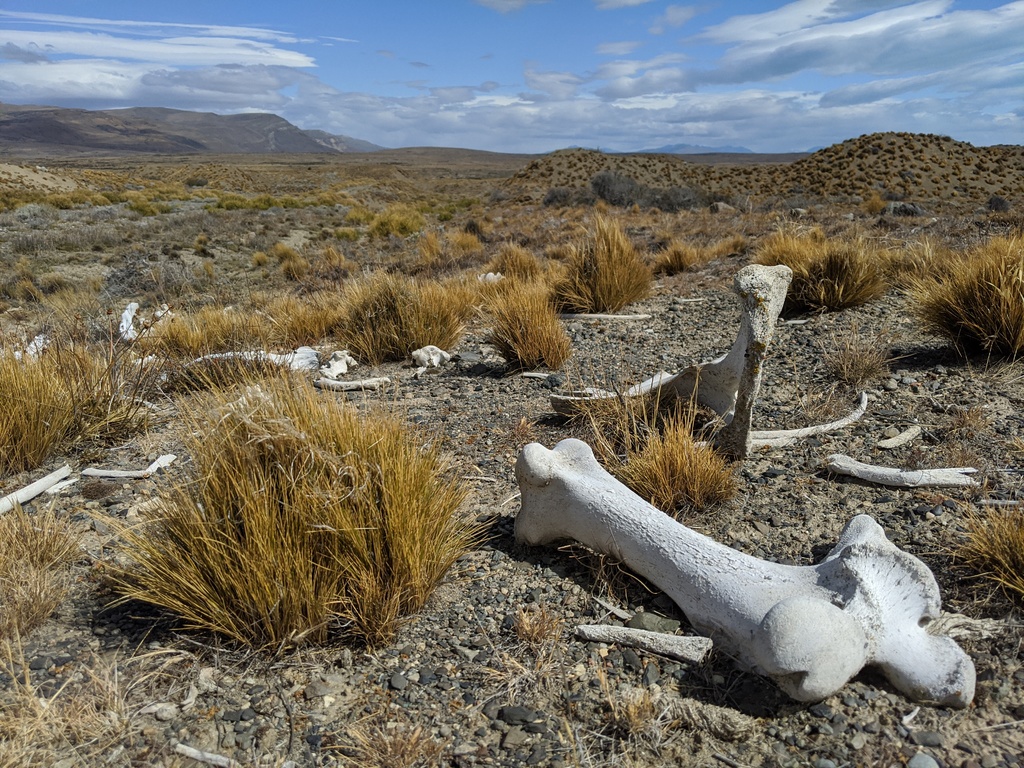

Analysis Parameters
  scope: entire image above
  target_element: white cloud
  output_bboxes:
[0,11,298,43]
[649,5,698,34]
[595,0,655,8]
[472,0,547,11]
[524,68,585,100]
[596,41,641,56]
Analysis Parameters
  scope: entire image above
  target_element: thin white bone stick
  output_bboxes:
[82,454,176,480]
[575,624,713,664]
[592,596,631,620]
[877,425,923,449]
[0,464,72,514]
[827,454,978,487]
[749,392,868,447]
[45,478,79,495]
[314,377,391,392]
[558,313,652,320]
[173,743,241,768]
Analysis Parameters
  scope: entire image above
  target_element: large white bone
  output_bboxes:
[515,438,975,707]
[551,264,866,457]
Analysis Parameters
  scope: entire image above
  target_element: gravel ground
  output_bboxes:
[4,245,1024,768]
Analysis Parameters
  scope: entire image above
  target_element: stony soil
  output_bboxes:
[4,252,1023,768]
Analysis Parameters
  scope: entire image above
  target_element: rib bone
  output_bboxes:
[515,438,975,707]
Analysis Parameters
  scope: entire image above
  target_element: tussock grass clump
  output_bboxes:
[338,273,468,364]
[487,242,543,282]
[0,343,151,474]
[143,305,272,360]
[555,217,652,313]
[369,204,425,239]
[956,508,1024,602]
[616,413,736,518]
[0,506,79,640]
[908,237,1024,358]
[486,281,571,371]
[109,380,474,649]
[753,229,888,314]
[653,239,706,275]
[580,394,734,519]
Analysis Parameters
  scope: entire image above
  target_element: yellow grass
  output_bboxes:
[555,217,652,313]
[486,281,572,370]
[108,379,476,649]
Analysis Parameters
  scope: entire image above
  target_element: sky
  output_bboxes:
[0,1,1021,154]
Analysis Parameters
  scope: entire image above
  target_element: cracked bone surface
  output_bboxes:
[515,438,975,707]
[551,264,792,458]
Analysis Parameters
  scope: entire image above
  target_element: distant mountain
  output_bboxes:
[0,103,382,156]
[636,142,754,155]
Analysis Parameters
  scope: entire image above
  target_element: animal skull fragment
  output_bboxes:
[515,438,975,707]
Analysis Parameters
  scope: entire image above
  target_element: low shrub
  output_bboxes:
[908,237,1024,358]
[108,380,475,648]
[487,281,571,371]
[753,229,888,314]
[554,217,652,313]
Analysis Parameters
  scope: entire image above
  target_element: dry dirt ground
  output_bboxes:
[1,140,1023,768]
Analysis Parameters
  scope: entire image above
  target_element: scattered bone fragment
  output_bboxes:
[516,438,975,706]
[411,345,451,368]
[0,464,72,515]
[558,312,652,321]
[186,347,319,372]
[82,454,177,480]
[319,350,358,379]
[119,302,140,341]
[45,478,79,495]
[314,376,391,392]
[827,454,979,487]
[172,743,241,768]
[877,425,923,450]
[13,333,48,361]
[574,624,713,664]
[478,271,504,283]
[749,392,868,448]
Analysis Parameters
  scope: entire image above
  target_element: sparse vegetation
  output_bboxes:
[821,323,891,386]
[555,216,652,313]
[487,280,572,370]
[109,379,474,649]
[908,236,1024,358]
[754,229,888,314]
[957,508,1024,602]
[487,242,543,281]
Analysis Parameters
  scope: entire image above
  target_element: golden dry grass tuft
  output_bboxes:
[615,412,736,518]
[0,341,151,474]
[338,714,447,768]
[956,507,1024,602]
[555,217,652,313]
[369,204,425,239]
[108,379,475,649]
[908,236,1024,358]
[487,242,543,282]
[579,394,734,519]
[652,239,706,275]
[337,272,469,364]
[0,506,79,641]
[754,229,888,314]
[486,281,572,370]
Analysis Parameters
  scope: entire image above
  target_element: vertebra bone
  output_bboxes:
[515,438,975,707]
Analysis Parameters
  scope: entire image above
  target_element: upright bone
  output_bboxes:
[515,438,975,707]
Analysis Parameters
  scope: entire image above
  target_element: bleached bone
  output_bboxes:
[827,454,979,488]
[749,392,868,448]
[558,312,652,321]
[516,438,975,707]
[552,265,794,458]
[574,624,712,664]
[119,302,140,341]
[13,333,49,361]
[319,350,358,379]
[82,454,176,480]
[411,345,451,368]
[877,425,922,450]
[0,464,72,515]
[478,271,504,283]
[186,347,319,372]
[314,376,390,392]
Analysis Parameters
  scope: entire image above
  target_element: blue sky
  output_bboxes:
[0,1,1021,153]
